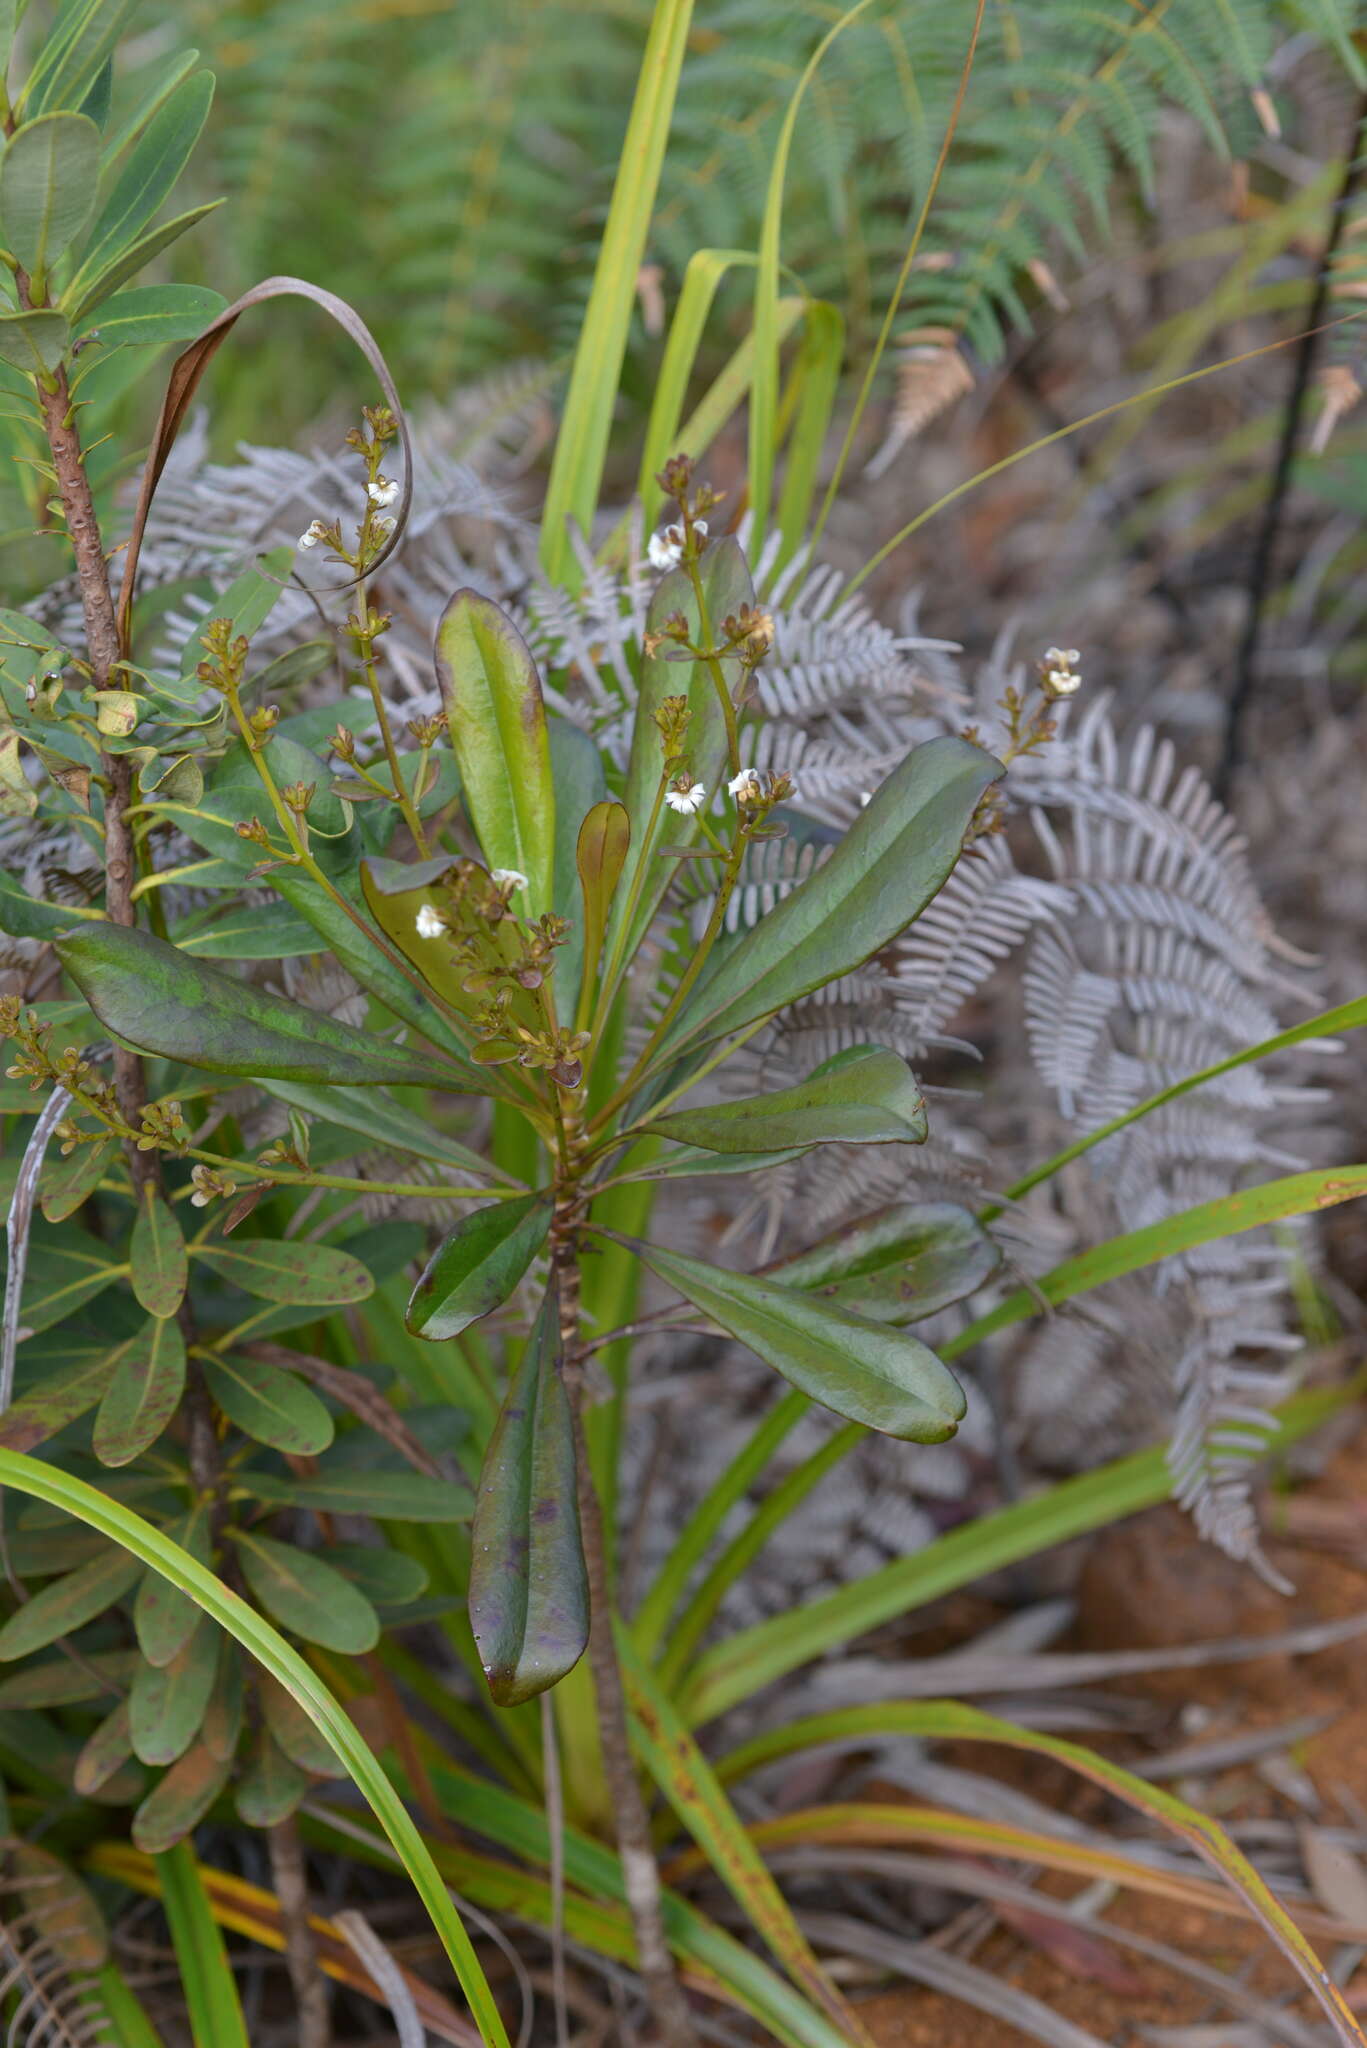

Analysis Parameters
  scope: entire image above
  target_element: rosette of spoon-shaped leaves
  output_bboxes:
[640,1045,927,1154]
[611,1237,966,1443]
[54,924,472,1087]
[642,735,1003,1082]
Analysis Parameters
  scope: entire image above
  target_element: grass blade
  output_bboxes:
[539,0,695,588]
[155,1841,250,2048]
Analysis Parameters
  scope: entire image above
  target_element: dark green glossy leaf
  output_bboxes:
[469,1281,588,1705]
[234,1466,472,1523]
[234,1532,381,1654]
[171,898,319,959]
[130,1187,187,1318]
[93,1312,185,1465]
[768,1200,1000,1324]
[657,735,1002,1062]
[0,868,102,940]
[0,1546,141,1659]
[56,923,458,1087]
[39,1135,112,1222]
[202,1354,334,1457]
[235,1727,310,1827]
[129,1614,218,1766]
[259,1669,341,1777]
[71,281,225,347]
[0,1647,132,1709]
[73,1698,136,1795]
[627,1239,967,1443]
[643,1045,927,1154]
[0,112,99,271]
[131,1740,231,1854]
[134,1507,210,1667]
[328,1542,428,1608]
[190,1236,371,1307]
[74,69,214,289]
[406,1192,552,1342]
[435,589,555,916]
[606,537,752,973]
[0,1339,119,1449]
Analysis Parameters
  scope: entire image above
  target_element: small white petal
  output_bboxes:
[694,519,708,538]
[490,868,528,889]
[666,781,706,814]
[728,769,760,800]
[647,531,683,571]
[415,903,445,938]
[368,477,400,507]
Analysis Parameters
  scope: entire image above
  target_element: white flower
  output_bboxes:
[1041,645,1082,699]
[647,526,684,571]
[694,519,708,540]
[728,768,761,803]
[298,519,327,550]
[368,476,399,507]
[666,780,706,815]
[373,514,396,539]
[490,867,528,889]
[415,903,445,939]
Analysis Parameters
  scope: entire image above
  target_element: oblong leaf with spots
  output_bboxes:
[468,1281,588,1706]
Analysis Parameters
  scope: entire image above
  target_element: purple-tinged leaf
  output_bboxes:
[768,1200,1000,1324]
[131,1740,232,1855]
[93,1312,185,1466]
[129,1187,187,1318]
[469,1280,588,1706]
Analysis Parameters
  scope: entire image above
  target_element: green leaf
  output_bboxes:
[0,1339,120,1449]
[200,1636,244,1762]
[235,1466,473,1523]
[73,281,224,348]
[329,1542,429,1611]
[57,923,459,1087]
[0,1545,140,1659]
[39,1135,113,1222]
[548,716,608,1024]
[0,1453,507,2045]
[769,1200,1000,1323]
[259,1670,342,1777]
[262,1077,495,1183]
[359,853,483,1023]
[0,308,69,374]
[606,538,752,974]
[26,0,138,117]
[234,1728,309,1827]
[171,897,318,959]
[0,867,102,939]
[190,1236,371,1307]
[134,1508,210,1668]
[132,1741,232,1854]
[629,1142,813,1182]
[234,1532,381,1654]
[656,736,1001,1064]
[74,70,214,290]
[625,1238,966,1442]
[0,1646,132,1709]
[202,1354,334,1457]
[644,1045,927,1154]
[0,112,99,271]
[406,1192,553,1342]
[93,1313,185,1465]
[66,198,222,325]
[129,1615,219,1766]
[154,1842,250,2048]
[576,800,629,1017]
[469,1280,588,1705]
[73,1698,137,1795]
[537,0,694,588]
[434,589,555,916]
[130,1187,187,1318]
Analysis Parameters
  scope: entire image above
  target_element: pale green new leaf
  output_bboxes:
[643,1045,926,1154]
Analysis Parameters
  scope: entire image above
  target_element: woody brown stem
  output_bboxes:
[554,1192,698,2048]
[267,1814,331,2048]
